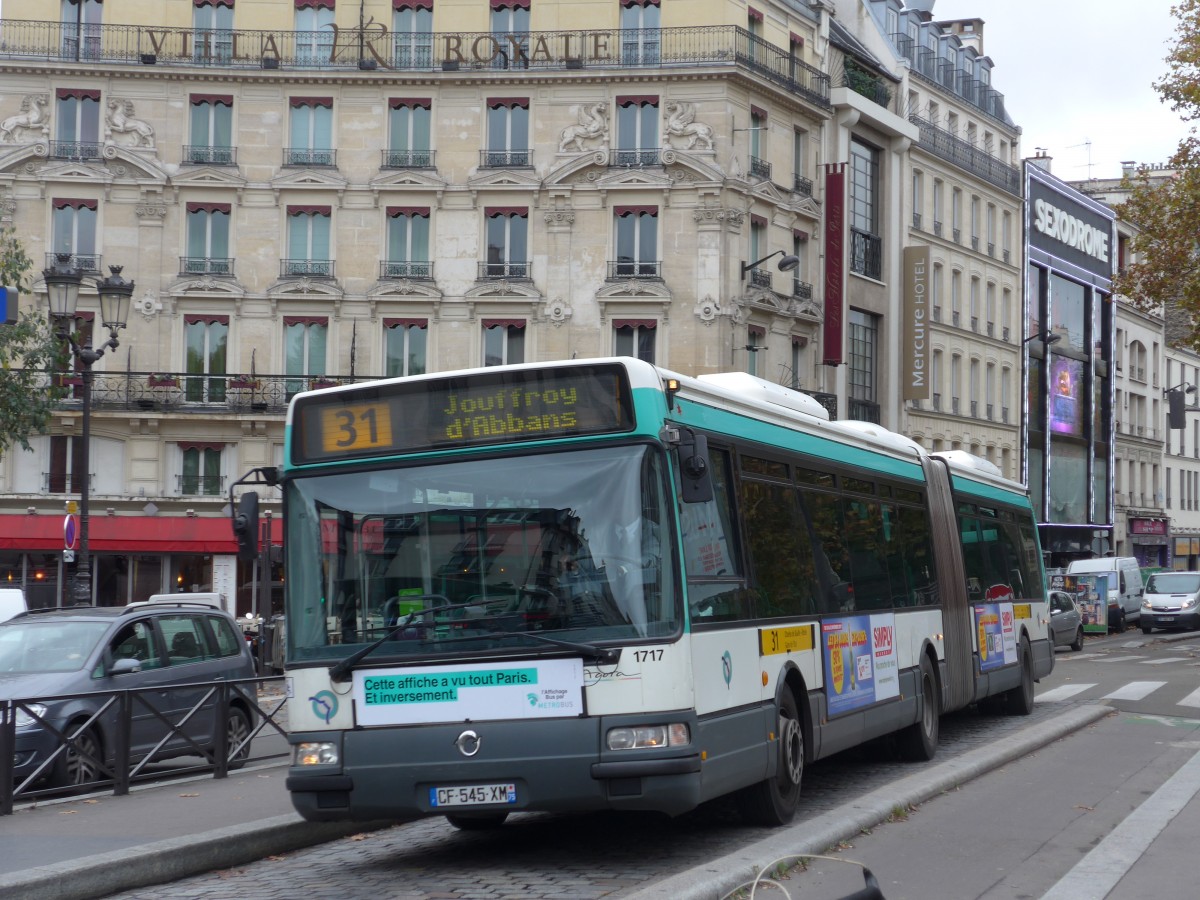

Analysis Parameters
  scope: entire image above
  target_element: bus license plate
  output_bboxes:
[430,783,517,808]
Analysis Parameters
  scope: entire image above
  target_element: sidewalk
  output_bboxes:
[0,704,1111,900]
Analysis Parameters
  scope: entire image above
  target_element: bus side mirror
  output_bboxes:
[678,430,713,504]
[233,491,260,561]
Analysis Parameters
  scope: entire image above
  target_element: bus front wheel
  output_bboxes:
[735,690,803,827]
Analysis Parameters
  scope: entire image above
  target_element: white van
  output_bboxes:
[0,588,27,623]
[131,591,232,616]
[1066,557,1144,631]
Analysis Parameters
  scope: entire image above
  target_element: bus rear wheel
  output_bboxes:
[735,690,803,827]
[1004,636,1035,716]
[897,656,939,761]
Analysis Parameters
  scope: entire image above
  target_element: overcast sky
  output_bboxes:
[931,0,1190,181]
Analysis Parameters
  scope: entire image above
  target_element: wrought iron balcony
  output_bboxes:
[612,148,661,167]
[179,257,234,276]
[183,145,236,166]
[803,391,838,420]
[284,147,336,167]
[849,229,882,280]
[478,260,531,280]
[280,259,334,277]
[747,267,772,289]
[792,174,813,197]
[0,21,830,107]
[381,149,436,169]
[792,279,813,300]
[749,156,772,180]
[908,115,1020,195]
[848,398,881,424]
[43,252,101,274]
[380,260,434,280]
[49,140,102,160]
[480,150,532,168]
[607,260,662,279]
[42,472,93,493]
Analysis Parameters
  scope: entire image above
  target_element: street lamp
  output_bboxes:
[740,249,800,281]
[41,254,134,603]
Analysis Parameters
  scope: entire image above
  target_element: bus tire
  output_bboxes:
[897,656,939,761]
[446,812,509,830]
[1005,637,1035,716]
[735,690,803,827]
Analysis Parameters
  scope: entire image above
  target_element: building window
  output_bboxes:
[54,88,101,158]
[612,206,658,277]
[48,435,86,494]
[385,319,428,377]
[184,202,231,275]
[749,106,769,179]
[790,337,803,389]
[491,2,531,68]
[284,317,328,395]
[287,97,334,166]
[483,320,525,367]
[385,98,432,168]
[848,310,878,419]
[849,138,881,279]
[746,326,764,377]
[483,208,529,278]
[620,0,661,65]
[384,207,431,279]
[187,95,234,165]
[285,206,333,276]
[51,198,98,272]
[295,2,335,67]
[614,319,656,364]
[393,2,433,68]
[184,315,229,403]
[192,0,233,63]
[61,0,102,60]
[484,98,530,167]
[615,96,659,166]
[180,443,224,496]
[793,129,811,195]
[951,187,962,240]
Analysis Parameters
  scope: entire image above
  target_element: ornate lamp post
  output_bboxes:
[42,255,134,603]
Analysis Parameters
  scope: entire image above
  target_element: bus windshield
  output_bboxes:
[284,444,678,664]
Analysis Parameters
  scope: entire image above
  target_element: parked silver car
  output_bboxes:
[0,599,257,787]
[1048,590,1084,651]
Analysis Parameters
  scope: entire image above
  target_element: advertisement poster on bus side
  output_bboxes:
[821,614,899,716]
[974,601,1017,672]
[352,658,584,726]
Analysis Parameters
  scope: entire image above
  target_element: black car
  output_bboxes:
[0,599,258,788]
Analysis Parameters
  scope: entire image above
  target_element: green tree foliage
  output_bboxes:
[0,225,67,454]
[1115,1,1200,345]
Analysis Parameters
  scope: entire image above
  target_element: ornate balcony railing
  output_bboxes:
[43,252,101,274]
[612,148,661,167]
[908,115,1020,195]
[0,21,830,107]
[280,259,334,277]
[17,370,375,416]
[477,260,531,280]
[380,260,434,280]
[850,228,882,280]
[381,149,435,169]
[480,150,532,168]
[607,259,662,279]
[792,174,813,197]
[848,397,881,424]
[792,279,813,300]
[49,140,102,160]
[283,147,336,167]
[183,145,236,166]
[179,257,234,276]
[749,156,772,180]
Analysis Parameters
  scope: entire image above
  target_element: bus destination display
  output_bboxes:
[296,364,635,463]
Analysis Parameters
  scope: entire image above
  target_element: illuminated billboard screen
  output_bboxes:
[1049,357,1084,437]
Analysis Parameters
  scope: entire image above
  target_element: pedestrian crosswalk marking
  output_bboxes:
[1140,657,1189,665]
[1102,681,1166,701]
[1096,655,1147,663]
[1178,686,1200,708]
[1037,684,1096,702]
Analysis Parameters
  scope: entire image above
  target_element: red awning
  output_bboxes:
[0,514,281,554]
[389,97,432,109]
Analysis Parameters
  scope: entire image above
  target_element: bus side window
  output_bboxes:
[682,447,748,620]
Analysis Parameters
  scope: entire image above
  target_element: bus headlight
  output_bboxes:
[294,741,340,766]
[606,723,690,750]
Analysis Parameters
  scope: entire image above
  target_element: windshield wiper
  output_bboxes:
[452,629,621,665]
[329,594,476,682]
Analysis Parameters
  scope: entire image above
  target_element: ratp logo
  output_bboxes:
[721,651,732,688]
[310,690,338,724]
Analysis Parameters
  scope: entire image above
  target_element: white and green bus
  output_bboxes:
[232,357,1053,828]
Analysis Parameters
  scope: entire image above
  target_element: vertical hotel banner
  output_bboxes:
[822,163,846,367]
[902,246,931,400]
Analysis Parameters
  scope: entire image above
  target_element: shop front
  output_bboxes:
[1128,517,1169,569]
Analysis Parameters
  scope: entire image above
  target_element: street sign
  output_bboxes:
[64,514,79,551]
[63,549,75,563]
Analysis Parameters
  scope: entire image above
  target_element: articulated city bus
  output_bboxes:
[231,357,1053,828]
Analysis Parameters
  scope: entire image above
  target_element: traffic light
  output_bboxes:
[232,491,260,561]
[1169,389,1187,430]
